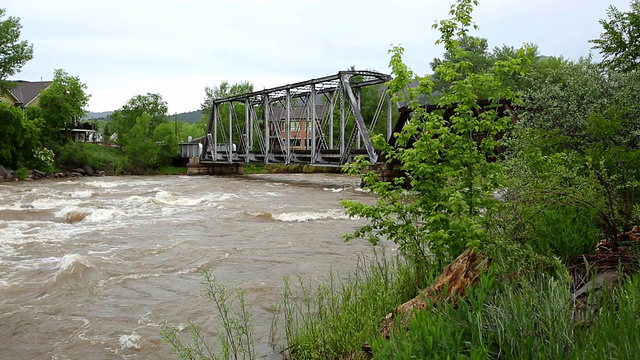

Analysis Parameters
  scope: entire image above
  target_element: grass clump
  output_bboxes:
[273,251,424,359]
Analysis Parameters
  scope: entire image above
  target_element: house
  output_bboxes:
[270,105,330,150]
[1,80,97,143]
[0,80,52,108]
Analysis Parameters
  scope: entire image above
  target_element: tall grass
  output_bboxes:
[272,250,426,359]
[371,273,640,360]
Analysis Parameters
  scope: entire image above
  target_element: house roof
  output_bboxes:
[6,81,52,107]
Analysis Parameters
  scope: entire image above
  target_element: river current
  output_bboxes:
[0,174,380,359]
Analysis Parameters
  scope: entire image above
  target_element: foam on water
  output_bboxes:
[271,209,350,222]
[119,332,142,350]
[323,187,345,193]
[84,180,120,188]
[66,190,94,198]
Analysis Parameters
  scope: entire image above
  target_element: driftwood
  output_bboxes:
[378,248,490,339]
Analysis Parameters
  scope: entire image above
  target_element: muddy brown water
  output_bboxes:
[0,174,383,359]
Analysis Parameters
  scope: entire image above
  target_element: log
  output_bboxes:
[378,248,490,338]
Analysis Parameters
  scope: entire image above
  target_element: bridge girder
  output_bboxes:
[202,70,392,167]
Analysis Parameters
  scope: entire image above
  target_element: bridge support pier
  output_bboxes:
[187,158,243,176]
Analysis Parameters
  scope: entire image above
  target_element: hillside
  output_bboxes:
[84,110,204,123]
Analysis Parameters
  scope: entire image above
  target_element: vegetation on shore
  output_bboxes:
[161,0,640,359]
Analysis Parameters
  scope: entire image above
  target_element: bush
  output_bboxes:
[56,142,126,174]
[526,206,601,263]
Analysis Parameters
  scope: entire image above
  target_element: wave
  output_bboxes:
[66,190,94,198]
[51,253,94,282]
[323,187,345,193]
[246,209,350,222]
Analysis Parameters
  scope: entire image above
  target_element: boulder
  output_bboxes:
[82,165,94,176]
[0,165,12,181]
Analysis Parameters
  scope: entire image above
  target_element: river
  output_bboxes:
[0,174,380,359]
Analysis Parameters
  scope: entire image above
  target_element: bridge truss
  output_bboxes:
[202,70,392,166]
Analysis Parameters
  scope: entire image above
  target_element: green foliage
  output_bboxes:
[342,0,535,269]
[161,269,256,360]
[590,0,640,72]
[154,122,179,167]
[123,114,160,170]
[13,166,28,180]
[373,273,640,359]
[56,142,125,174]
[0,8,33,84]
[176,121,205,143]
[37,69,90,145]
[110,93,172,170]
[523,206,601,264]
[199,81,254,146]
[156,166,187,175]
[32,147,54,174]
[111,93,169,145]
[506,60,640,240]
[200,80,254,117]
[274,251,424,359]
[0,101,41,169]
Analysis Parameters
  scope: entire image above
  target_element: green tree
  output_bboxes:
[153,122,179,166]
[590,0,640,72]
[111,93,170,170]
[342,0,534,269]
[506,59,640,240]
[176,121,205,143]
[37,69,90,145]
[0,101,41,169]
[123,113,159,169]
[200,80,254,117]
[111,93,168,143]
[198,80,254,149]
[0,8,33,88]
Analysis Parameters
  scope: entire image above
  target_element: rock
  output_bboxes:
[82,165,94,176]
[68,172,83,177]
[71,168,86,176]
[32,169,47,179]
[0,165,12,181]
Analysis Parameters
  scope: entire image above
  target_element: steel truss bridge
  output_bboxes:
[202,70,393,167]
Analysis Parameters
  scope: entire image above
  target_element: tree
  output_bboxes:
[590,0,640,72]
[110,93,170,170]
[0,8,33,87]
[111,93,168,141]
[154,122,179,166]
[37,69,90,144]
[124,113,159,169]
[200,80,254,117]
[342,0,535,269]
[506,59,640,241]
[0,101,41,169]
[430,35,493,93]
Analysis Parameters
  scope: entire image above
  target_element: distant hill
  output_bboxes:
[83,110,203,123]
[170,110,203,123]
[84,111,113,120]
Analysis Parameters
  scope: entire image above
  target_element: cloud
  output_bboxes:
[4,0,632,113]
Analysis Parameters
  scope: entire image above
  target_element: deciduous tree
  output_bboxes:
[0,8,33,87]
[37,69,90,144]
[342,0,535,269]
[590,0,640,72]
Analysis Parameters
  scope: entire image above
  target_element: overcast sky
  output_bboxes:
[3,0,630,114]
